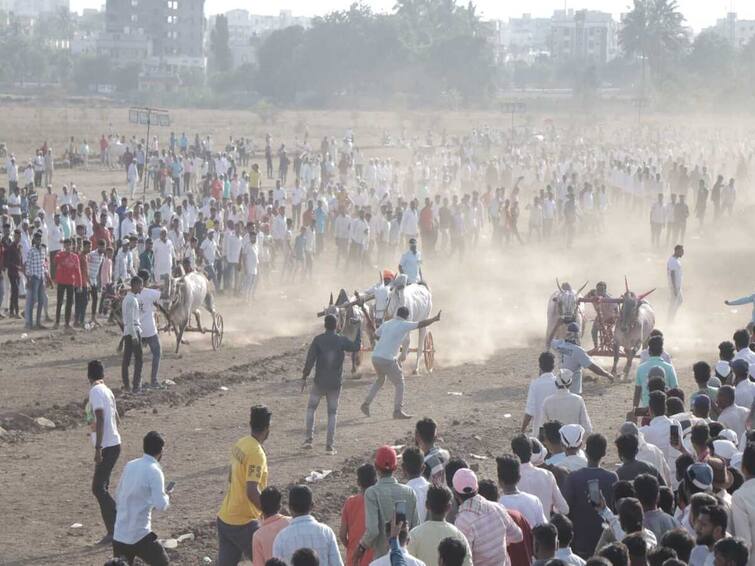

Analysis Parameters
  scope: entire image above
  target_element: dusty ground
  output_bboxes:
[1,105,753,565]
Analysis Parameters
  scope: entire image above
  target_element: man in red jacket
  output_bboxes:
[54,238,82,329]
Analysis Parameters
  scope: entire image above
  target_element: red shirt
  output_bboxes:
[419,206,434,232]
[506,508,533,566]
[341,494,373,566]
[54,251,82,286]
[91,219,112,248]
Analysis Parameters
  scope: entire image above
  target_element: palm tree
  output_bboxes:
[619,0,688,76]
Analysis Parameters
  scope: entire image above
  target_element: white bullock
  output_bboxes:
[384,274,432,374]
[545,279,587,348]
[166,271,216,353]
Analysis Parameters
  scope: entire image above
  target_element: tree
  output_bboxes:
[210,14,233,74]
[686,31,733,82]
[619,0,688,79]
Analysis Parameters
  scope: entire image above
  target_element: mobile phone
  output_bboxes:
[166,480,176,494]
[395,500,407,524]
[587,479,601,506]
[633,407,649,417]
[670,424,680,445]
[538,426,545,441]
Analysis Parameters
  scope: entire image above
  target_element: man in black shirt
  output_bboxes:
[301,313,361,455]
[615,433,665,484]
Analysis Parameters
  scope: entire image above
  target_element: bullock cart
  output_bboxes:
[317,291,436,373]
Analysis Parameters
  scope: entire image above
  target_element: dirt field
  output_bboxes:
[1,104,753,565]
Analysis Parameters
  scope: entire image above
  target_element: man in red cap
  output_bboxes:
[361,270,394,328]
[353,445,420,565]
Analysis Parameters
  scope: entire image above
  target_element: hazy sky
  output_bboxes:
[71,0,754,32]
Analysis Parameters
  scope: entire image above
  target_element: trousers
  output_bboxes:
[216,517,259,566]
[143,334,162,384]
[24,275,43,327]
[113,531,169,566]
[122,335,143,390]
[364,356,404,414]
[55,283,74,325]
[93,444,121,535]
[305,384,340,448]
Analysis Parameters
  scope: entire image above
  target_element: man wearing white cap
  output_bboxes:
[559,425,588,472]
[542,369,593,433]
[452,467,522,566]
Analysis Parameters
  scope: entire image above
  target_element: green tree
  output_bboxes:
[619,0,688,78]
[210,14,233,74]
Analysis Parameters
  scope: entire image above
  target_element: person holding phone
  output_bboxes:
[112,431,171,566]
[355,446,420,565]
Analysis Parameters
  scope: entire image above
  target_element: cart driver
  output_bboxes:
[584,281,619,350]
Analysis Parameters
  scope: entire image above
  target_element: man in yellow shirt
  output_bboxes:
[217,405,272,566]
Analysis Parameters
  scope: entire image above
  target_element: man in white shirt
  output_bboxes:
[717,385,749,438]
[138,279,163,389]
[153,228,175,296]
[619,422,672,487]
[403,448,430,523]
[497,454,547,527]
[650,194,666,247]
[542,369,593,433]
[113,431,171,565]
[200,230,218,285]
[730,359,755,410]
[400,201,420,243]
[87,360,121,545]
[399,239,423,284]
[521,352,559,435]
[48,213,63,279]
[334,209,351,268]
[349,209,369,267]
[511,434,569,517]
[273,485,343,566]
[223,223,243,295]
[640,391,682,472]
[122,275,144,393]
[732,329,755,368]
[667,245,684,321]
[361,307,441,420]
[241,229,259,301]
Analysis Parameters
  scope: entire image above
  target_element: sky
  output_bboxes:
[71,0,755,32]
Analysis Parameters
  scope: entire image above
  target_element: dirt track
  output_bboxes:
[2,215,750,564]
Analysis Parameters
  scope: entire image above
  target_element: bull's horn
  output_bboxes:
[638,288,656,301]
[624,276,630,294]
[556,277,562,292]
[329,292,333,306]
[577,280,589,295]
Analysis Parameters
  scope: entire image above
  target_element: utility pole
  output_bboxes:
[128,107,171,201]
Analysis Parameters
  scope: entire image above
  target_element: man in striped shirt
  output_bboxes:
[24,231,46,329]
[452,468,522,566]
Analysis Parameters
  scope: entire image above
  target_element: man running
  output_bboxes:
[361,307,441,419]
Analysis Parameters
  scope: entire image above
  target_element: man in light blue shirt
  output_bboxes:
[113,431,171,565]
[634,335,678,408]
[273,485,343,566]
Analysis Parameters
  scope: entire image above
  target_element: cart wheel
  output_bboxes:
[423,331,435,372]
[212,313,224,351]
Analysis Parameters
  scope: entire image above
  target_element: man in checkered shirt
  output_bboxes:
[24,231,47,329]
[272,485,343,566]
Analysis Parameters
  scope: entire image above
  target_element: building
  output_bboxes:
[549,9,618,64]
[705,12,755,49]
[504,13,552,52]
[104,0,205,71]
[206,9,311,69]
[4,0,68,17]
